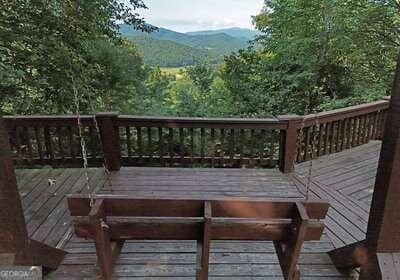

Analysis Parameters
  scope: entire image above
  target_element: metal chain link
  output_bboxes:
[85,88,113,189]
[72,77,94,207]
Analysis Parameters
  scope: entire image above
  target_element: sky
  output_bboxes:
[137,0,265,33]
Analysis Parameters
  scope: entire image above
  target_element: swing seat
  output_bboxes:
[67,195,329,280]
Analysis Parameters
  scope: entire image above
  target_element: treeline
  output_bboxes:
[1,0,398,118]
[128,35,213,67]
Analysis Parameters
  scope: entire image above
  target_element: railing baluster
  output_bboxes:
[310,125,317,159]
[220,129,225,165]
[341,119,348,151]
[297,128,304,162]
[259,129,265,165]
[68,126,75,160]
[89,127,96,159]
[158,127,164,165]
[190,128,194,164]
[169,128,174,165]
[126,127,132,158]
[249,129,255,167]
[363,114,370,143]
[56,127,64,160]
[317,124,324,157]
[304,127,311,161]
[147,127,152,160]
[14,126,22,159]
[360,115,366,144]
[179,128,185,163]
[268,132,276,167]
[24,127,33,160]
[137,127,143,161]
[210,128,215,167]
[200,128,205,164]
[34,126,43,161]
[372,112,379,140]
[323,122,331,155]
[229,129,235,166]
[44,126,53,160]
[239,129,245,166]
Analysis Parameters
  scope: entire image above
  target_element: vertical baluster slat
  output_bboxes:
[24,127,33,160]
[68,126,75,160]
[89,127,96,159]
[169,128,174,165]
[179,128,185,163]
[249,129,255,167]
[268,131,276,167]
[220,129,225,165]
[44,126,53,160]
[126,127,132,158]
[210,128,215,167]
[317,123,324,157]
[229,129,235,166]
[259,129,265,165]
[137,127,143,161]
[158,127,164,165]
[239,129,245,166]
[200,128,205,164]
[189,128,194,164]
[304,127,311,161]
[147,127,152,160]
[56,127,64,160]
[323,122,331,155]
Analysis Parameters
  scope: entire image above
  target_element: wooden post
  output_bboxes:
[0,117,33,265]
[274,202,309,280]
[196,201,211,280]
[278,115,303,173]
[0,116,66,268]
[96,112,121,171]
[329,53,400,279]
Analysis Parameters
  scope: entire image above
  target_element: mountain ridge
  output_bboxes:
[119,24,254,67]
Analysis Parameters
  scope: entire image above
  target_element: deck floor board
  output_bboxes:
[16,140,383,279]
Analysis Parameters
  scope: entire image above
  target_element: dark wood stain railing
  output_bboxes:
[3,98,390,172]
[296,100,388,163]
[115,116,284,169]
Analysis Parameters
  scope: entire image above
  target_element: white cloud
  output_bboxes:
[139,0,264,32]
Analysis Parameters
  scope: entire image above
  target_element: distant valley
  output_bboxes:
[119,24,260,67]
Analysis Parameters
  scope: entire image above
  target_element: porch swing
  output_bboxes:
[66,82,329,280]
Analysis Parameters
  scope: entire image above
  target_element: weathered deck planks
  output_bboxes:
[15,141,384,279]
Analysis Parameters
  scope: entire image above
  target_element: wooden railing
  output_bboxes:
[3,98,390,172]
[296,100,388,162]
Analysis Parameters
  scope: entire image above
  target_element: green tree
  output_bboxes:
[0,0,153,114]
[223,0,399,117]
[186,62,215,92]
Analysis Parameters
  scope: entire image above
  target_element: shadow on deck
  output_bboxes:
[17,141,381,279]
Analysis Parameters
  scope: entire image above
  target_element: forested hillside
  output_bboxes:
[1,0,398,119]
[120,24,250,66]
[127,35,212,67]
[187,27,261,40]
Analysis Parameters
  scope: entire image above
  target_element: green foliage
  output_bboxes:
[1,0,398,119]
[0,0,152,114]
[127,35,212,67]
[186,63,215,92]
[222,0,398,117]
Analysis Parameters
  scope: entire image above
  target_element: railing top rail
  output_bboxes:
[3,115,95,127]
[116,115,285,129]
[3,98,390,129]
[302,100,389,127]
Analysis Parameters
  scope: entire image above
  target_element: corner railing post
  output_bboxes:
[278,115,303,173]
[96,112,121,171]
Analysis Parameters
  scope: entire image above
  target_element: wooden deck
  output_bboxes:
[16,141,382,279]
